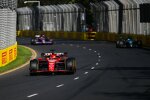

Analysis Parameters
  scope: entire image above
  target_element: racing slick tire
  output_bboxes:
[66,57,76,74]
[29,59,38,76]
[137,40,142,48]
[116,41,125,48]
[41,53,46,59]
[31,39,36,45]
[116,41,119,48]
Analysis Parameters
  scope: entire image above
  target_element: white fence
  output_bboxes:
[91,0,150,35]
[0,0,17,49]
[17,4,86,32]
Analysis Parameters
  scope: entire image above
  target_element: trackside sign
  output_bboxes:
[0,42,17,67]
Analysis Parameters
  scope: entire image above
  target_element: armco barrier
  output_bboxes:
[85,32,97,40]
[0,42,17,67]
[17,31,85,40]
[17,30,150,47]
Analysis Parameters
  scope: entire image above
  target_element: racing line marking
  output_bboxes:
[27,93,38,98]
[96,63,99,65]
[77,45,80,47]
[56,84,64,88]
[83,47,86,49]
[84,72,89,74]
[74,77,79,80]
[91,67,95,70]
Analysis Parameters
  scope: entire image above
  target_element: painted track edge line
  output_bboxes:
[0,45,37,76]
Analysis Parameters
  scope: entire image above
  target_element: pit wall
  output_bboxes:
[17,31,150,47]
[0,42,17,67]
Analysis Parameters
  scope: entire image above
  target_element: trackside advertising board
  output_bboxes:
[0,42,17,67]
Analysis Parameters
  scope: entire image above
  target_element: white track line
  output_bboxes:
[96,63,99,65]
[74,77,79,80]
[70,44,73,46]
[83,47,86,49]
[99,56,101,58]
[97,53,100,55]
[77,45,80,48]
[89,49,92,51]
[56,84,64,88]
[91,67,95,70]
[84,72,89,74]
[94,51,97,53]
[27,93,38,98]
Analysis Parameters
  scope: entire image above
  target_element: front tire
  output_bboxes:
[66,57,76,74]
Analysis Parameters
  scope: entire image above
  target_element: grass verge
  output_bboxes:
[0,45,32,73]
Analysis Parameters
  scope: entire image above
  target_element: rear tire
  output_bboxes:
[31,39,35,45]
[29,59,38,76]
[137,40,142,48]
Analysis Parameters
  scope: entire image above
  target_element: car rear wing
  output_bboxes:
[43,53,65,56]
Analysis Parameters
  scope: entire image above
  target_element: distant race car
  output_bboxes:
[29,50,76,75]
[31,34,53,45]
[116,37,142,48]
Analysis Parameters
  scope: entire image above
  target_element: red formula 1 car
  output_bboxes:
[29,50,76,75]
[31,34,53,45]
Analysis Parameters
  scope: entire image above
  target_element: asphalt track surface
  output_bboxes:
[0,37,150,100]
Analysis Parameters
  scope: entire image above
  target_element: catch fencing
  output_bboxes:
[91,0,150,35]
[0,0,17,49]
[0,0,17,66]
[17,4,86,32]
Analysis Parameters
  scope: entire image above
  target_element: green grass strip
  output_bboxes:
[0,45,32,73]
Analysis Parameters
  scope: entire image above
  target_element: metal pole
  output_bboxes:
[24,1,40,7]
[24,1,41,31]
